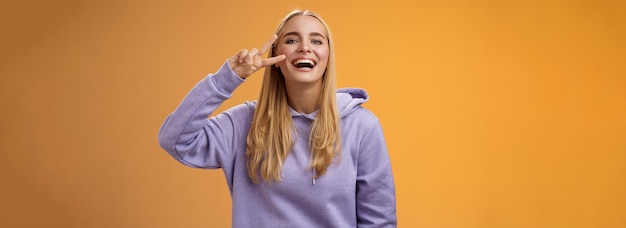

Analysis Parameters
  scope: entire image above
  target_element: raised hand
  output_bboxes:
[228,34,286,79]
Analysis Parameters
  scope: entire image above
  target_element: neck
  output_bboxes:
[285,81,322,114]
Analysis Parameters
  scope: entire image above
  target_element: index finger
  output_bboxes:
[258,34,278,55]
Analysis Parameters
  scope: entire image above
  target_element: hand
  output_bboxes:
[228,34,286,79]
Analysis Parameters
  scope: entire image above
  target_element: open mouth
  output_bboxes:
[292,59,316,69]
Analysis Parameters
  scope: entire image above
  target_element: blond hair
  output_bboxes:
[246,10,340,182]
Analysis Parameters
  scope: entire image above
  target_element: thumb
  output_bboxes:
[262,54,286,67]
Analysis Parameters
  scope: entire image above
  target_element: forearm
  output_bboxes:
[158,60,244,166]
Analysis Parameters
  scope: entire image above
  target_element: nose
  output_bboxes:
[298,42,311,53]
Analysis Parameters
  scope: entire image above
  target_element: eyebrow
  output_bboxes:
[283,31,327,39]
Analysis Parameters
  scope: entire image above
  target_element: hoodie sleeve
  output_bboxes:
[356,119,398,227]
[157,60,250,169]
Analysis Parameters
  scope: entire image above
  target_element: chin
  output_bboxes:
[281,68,322,83]
[286,72,323,84]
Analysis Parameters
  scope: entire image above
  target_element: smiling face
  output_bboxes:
[274,15,330,86]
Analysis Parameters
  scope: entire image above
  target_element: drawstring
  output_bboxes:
[312,169,316,185]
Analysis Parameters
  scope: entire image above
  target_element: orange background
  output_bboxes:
[1,0,625,227]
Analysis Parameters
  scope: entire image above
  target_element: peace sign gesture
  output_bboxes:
[228,34,286,79]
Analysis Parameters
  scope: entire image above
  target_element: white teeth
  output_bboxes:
[293,59,315,66]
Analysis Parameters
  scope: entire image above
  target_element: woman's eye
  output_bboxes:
[285,39,297,44]
[312,39,323,45]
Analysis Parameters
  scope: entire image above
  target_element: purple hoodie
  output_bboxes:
[158,61,397,227]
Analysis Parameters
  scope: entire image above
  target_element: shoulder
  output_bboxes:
[343,106,378,122]
[340,106,381,136]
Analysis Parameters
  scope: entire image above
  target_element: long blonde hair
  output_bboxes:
[246,10,340,183]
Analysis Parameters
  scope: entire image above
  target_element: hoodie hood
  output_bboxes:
[289,88,368,120]
[336,88,368,118]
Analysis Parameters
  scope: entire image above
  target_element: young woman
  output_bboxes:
[158,10,397,227]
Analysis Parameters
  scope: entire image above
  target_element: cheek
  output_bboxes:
[274,45,292,56]
[318,49,330,66]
